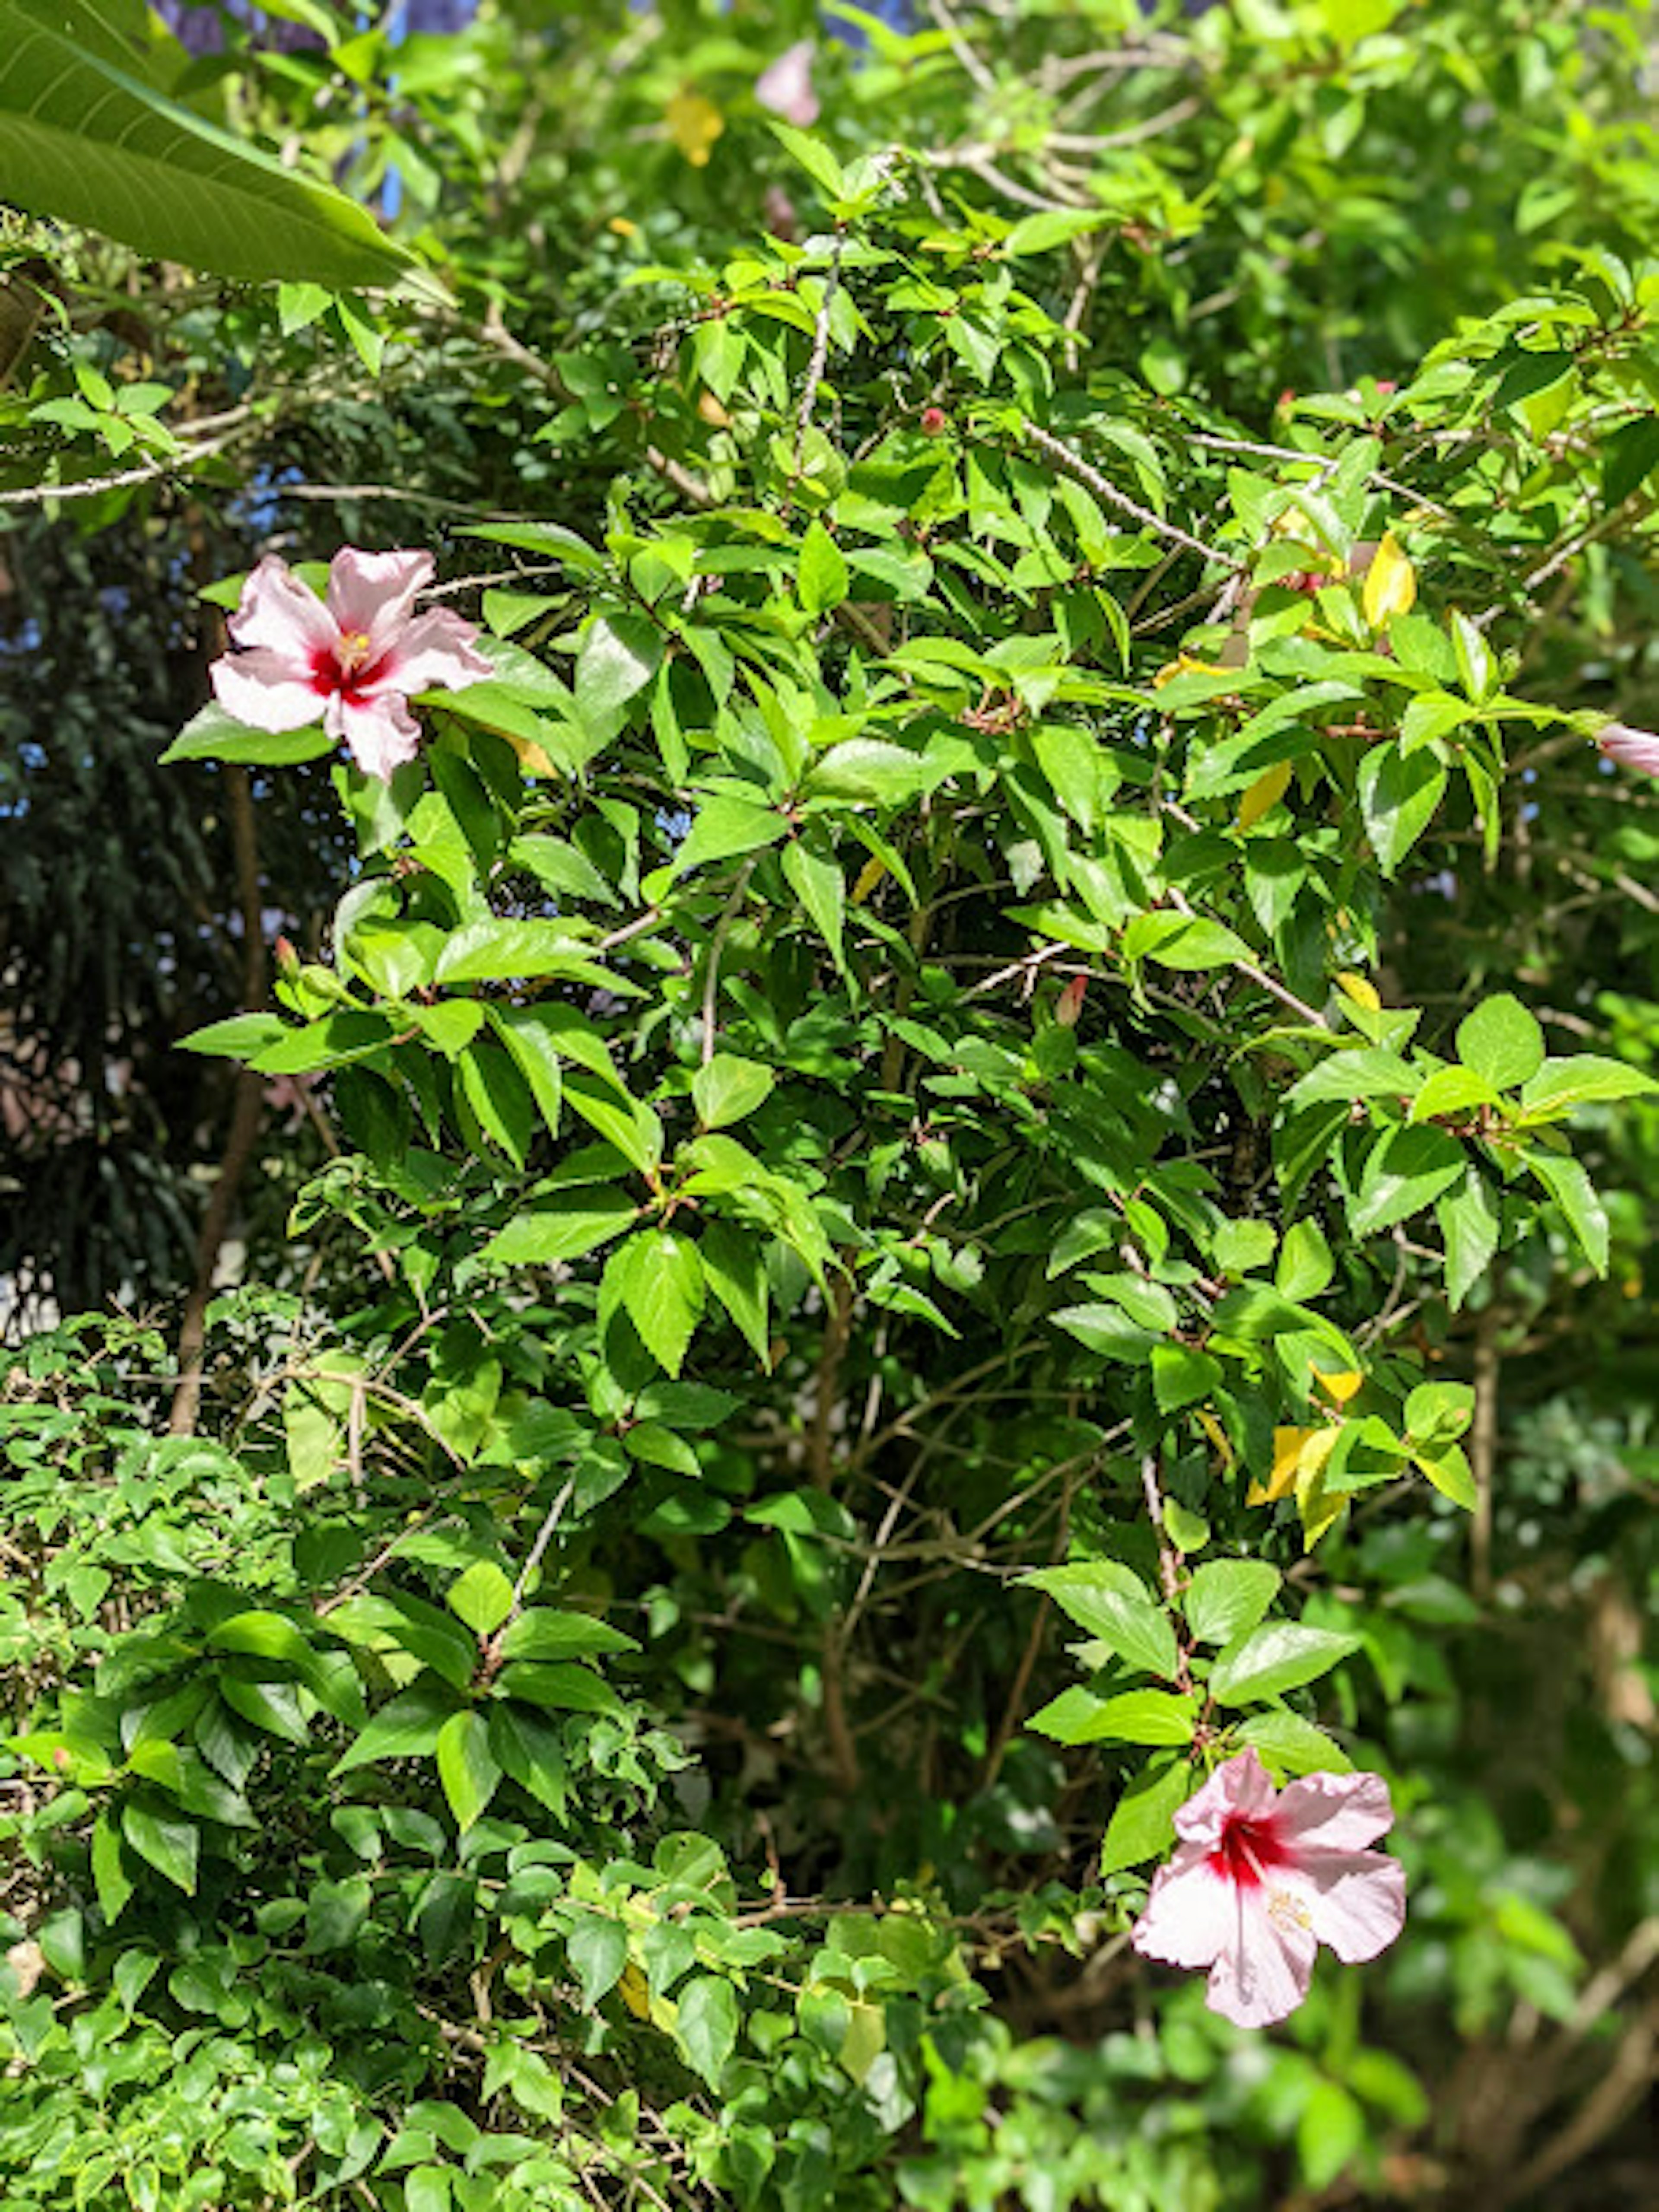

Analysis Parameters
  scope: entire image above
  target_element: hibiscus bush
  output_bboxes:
[4,4,1659,2209]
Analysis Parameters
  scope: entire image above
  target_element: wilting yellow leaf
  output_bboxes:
[1249,1424,1339,1505]
[499,728,558,778]
[1238,758,1293,830]
[1335,971,1381,1013]
[1197,1407,1235,1468]
[697,388,732,427]
[618,1961,652,2020]
[1362,529,1417,627]
[667,89,724,166]
[851,855,887,905]
[1152,654,1227,689]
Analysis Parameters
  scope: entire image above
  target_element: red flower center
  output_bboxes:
[1211,1811,1288,1890]
[311,636,388,707]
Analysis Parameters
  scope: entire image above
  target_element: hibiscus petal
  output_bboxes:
[1173,1749,1278,1850]
[1597,722,1659,776]
[330,690,422,783]
[212,648,327,734]
[1296,1851,1407,1964]
[1276,1769,1395,1853]
[1205,1888,1316,2028]
[378,607,493,697]
[756,42,819,127]
[228,556,337,659]
[1132,1851,1238,1970]
[327,548,434,656]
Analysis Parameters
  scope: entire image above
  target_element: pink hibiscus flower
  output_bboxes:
[755,41,819,127]
[1597,722,1659,777]
[1131,1748,1406,2028]
[210,548,490,783]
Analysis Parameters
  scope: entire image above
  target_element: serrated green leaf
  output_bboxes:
[1209,1623,1360,1705]
[1182,1561,1282,1647]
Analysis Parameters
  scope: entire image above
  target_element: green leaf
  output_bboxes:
[1234,1709,1352,1777]
[178,1013,291,1060]
[676,1974,738,2088]
[487,1004,565,1134]
[1119,912,1249,972]
[493,1662,620,1712]
[1412,1443,1478,1510]
[1524,1147,1609,1271]
[1209,1623,1360,1706]
[0,0,420,286]
[331,1678,462,1777]
[162,705,333,767]
[768,120,846,199]
[1151,1344,1221,1412]
[782,836,846,964]
[1099,1754,1192,1874]
[446,1561,514,1637]
[482,1187,639,1268]
[799,520,849,615]
[1004,207,1111,255]
[457,1040,534,1167]
[1027,1687,1197,1746]
[577,613,663,721]
[567,1914,628,2009]
[433,919,616,988]
[802,739,937,806]
[692,1053,776,1131]
[1026,1570,1177,1680]
[1602,415,1659,507]
[122,1801,198,1894]
[91,1811,133,1924]
[1408,1065,1501,1123]
[601,1230,706,1376]
[1182,1561,1282,1647]
[1456,995,1544,1090]
[1518,1056,1659,1119]
[1438,1173,1500,1309]
[489,1703,568,1819]
[700,1218,771,1361]
[435,1709,501,1832]
[1450,608,1495,702]
[305,1876,372,1955]
[1357,745,1446,877]
[673,794,786,875]
[498,1609,638,1662]
[1350,1123,1466,1236]
[1276,1218,1335,1300]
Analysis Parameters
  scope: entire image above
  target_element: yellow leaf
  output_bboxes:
[851,854,887,905]
[1297,1472,1348,1550]
[1249,1424,1339,1505]
[1335,971,1381,1014]
[1153,654,1227,689]
[1197,1407,1235,1468]
[607,216,639,238]
[1238,758,1292,830]
[667,89,725,166]
[1313,1367,1363,1405]
[1362,530,1417,628]
[499,728,559,778]
[697,388,731,428]
[619,1961,652,2020]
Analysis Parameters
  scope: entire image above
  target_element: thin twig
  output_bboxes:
[1022,420,1238,570]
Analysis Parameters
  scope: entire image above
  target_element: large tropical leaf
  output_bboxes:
[0,0,421,291]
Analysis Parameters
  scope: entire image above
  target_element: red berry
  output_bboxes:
[920,407,948,435]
